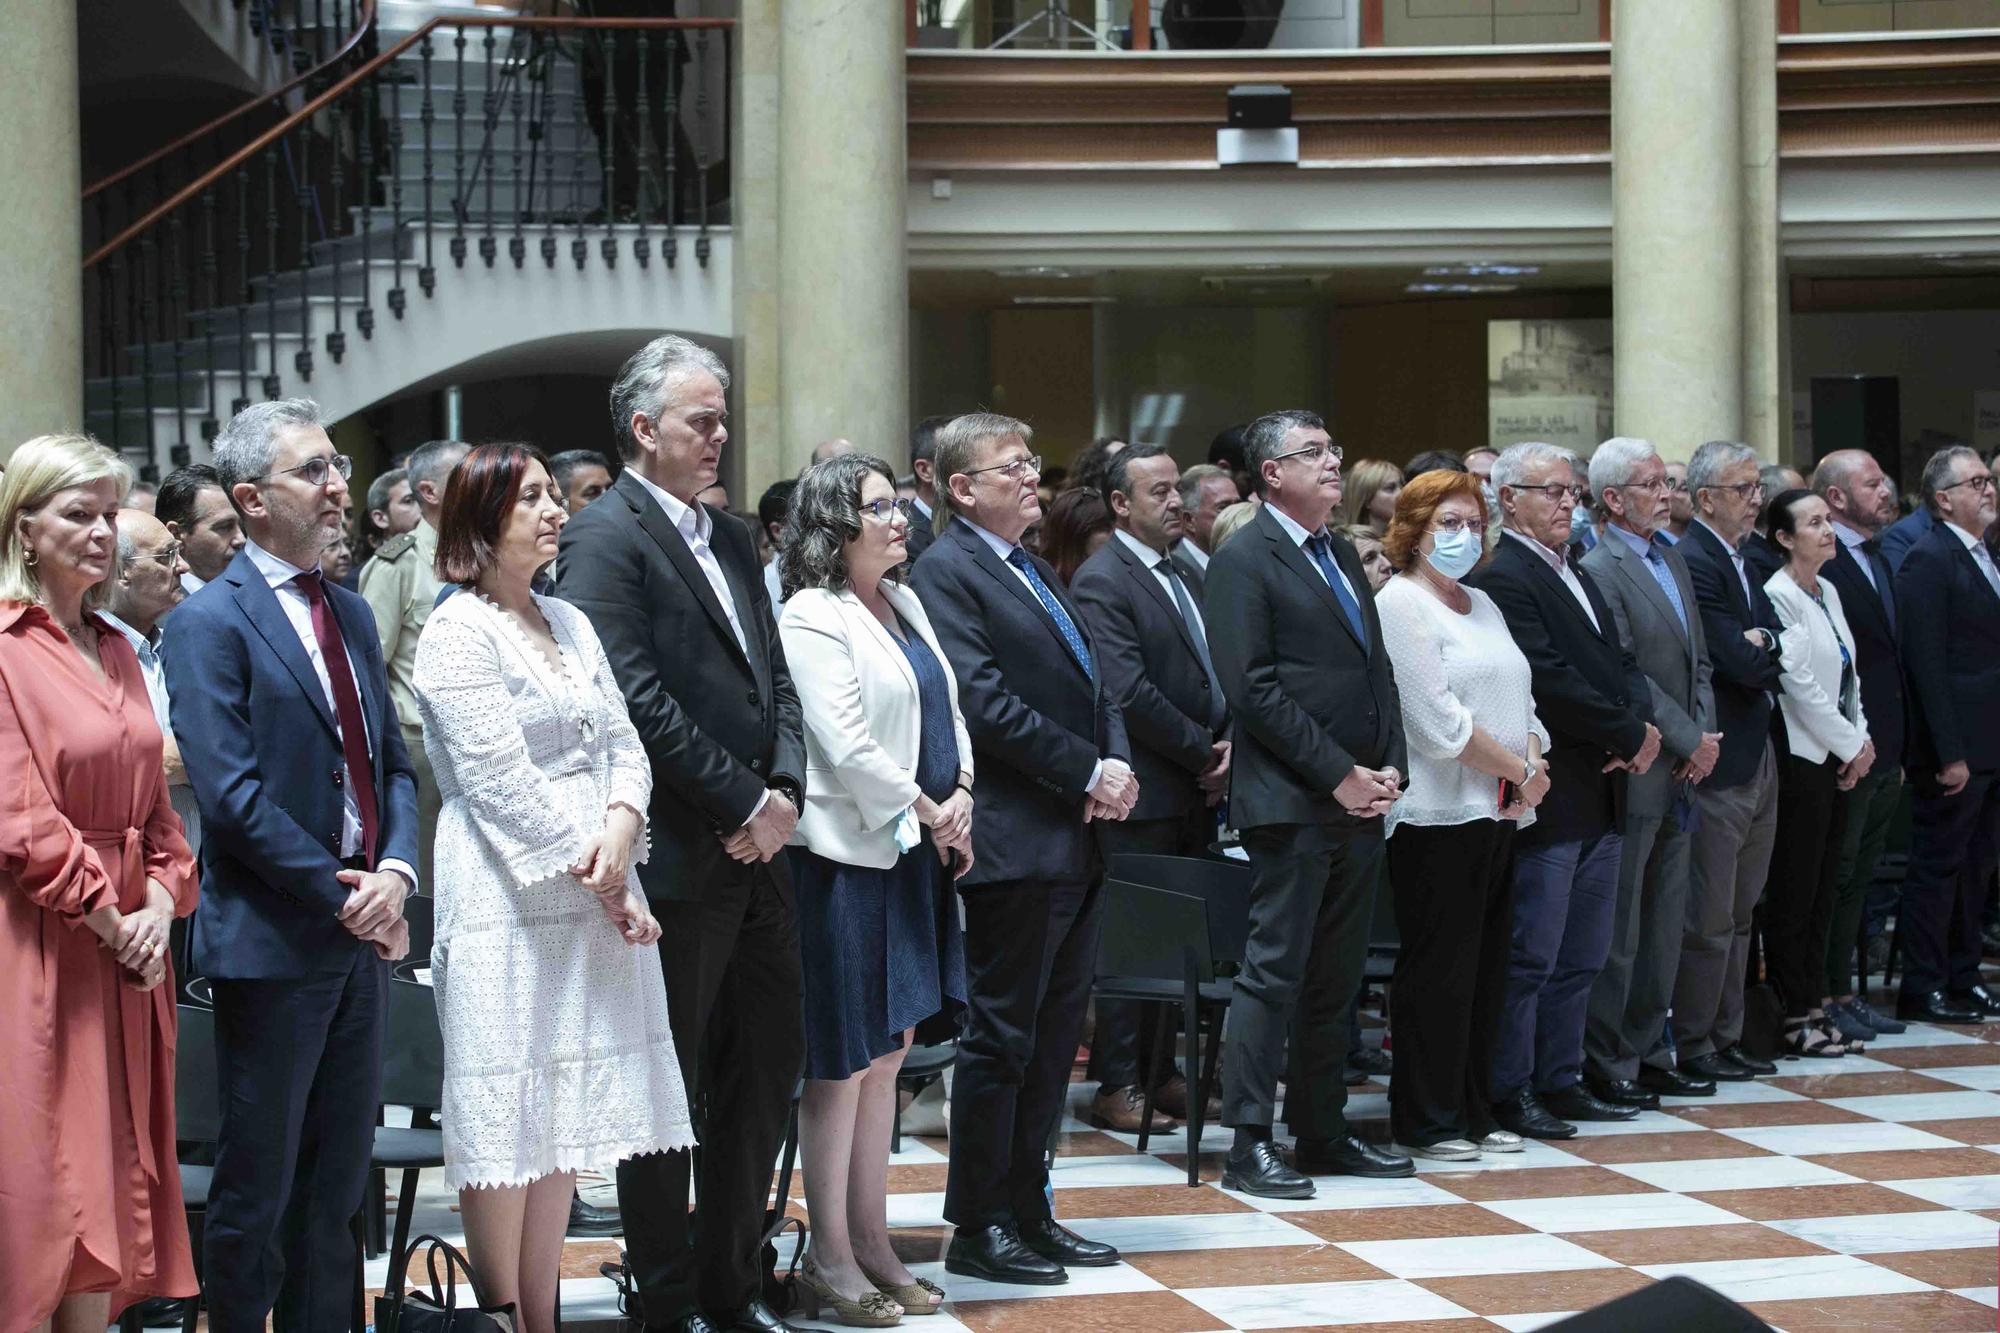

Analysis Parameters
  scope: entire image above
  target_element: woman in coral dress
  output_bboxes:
[0,434,198,1333]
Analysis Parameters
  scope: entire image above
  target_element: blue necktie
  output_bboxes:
[1007,548,1094,681]
[1644,539,1689,635]
[1862,538,1897,635]
[1305,534,1368,650]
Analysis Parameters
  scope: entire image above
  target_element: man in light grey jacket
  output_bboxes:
[1580,438,1727,1107]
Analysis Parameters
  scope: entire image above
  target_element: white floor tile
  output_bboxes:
[1694,1078,1811,1105]
[1721,1120,1965,1155]
[1488,1315,1578,1332]
[1048,1152,1204,1188]
[1220,1173,1465,1212]
[1337,1231,1620,1279]
[1607,1154,1861,1192]
[907,1257,1165,1303]
[1481,1191,1748,1233]
[1178,1277,1477,1329]
[1924,1065,2000,1092]
[1768,1208,1998,1254]
[1955,1286,1999,1308]
[798,1313,977,1333]
[1565,1110,1711,1137]
[1633,1254,1933,1302]
[1827,1090,2000,1122]
[1408,1140,1588,1173]
[1880,1173,2000,1211]
[884,1191,949,1228]
[1863,1024,1987,1049]
[1065,1210,1324,1254]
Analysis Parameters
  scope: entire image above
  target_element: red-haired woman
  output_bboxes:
[1038,488,1113,586]
[413,444,693,1333]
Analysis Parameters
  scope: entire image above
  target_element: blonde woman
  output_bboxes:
[1343,459,1405,536]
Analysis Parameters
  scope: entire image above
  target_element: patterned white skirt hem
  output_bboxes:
[447,1127,700,1192]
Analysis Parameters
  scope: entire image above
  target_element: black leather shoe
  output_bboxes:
[945,1224,1067,1285]
[1683,1051,1753,1083]
[719,1300,802,1333]
[673,1316,722,1333]
[1490,1088,1576,1140]
[1541,1084,1639,1122]
[1955,983,2000,1017]
[1292,1135,1417,1179]
[1718,1045,1777,1076]
[1897,989,1982,1024]
[1222,1138,1317,1196]
[1346,1045,1393,1077]
[1636,1065,1716,1098]
[1019,1217,1119,1267]
[568,1192,623,1237]
[132,1298,190,1329]
[1586,1077,1660,1110]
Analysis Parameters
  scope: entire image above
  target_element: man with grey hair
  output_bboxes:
[1173,461,1241,576]
[903,414,954,563]
[1578,438,1721,1108]
[102,507,202,857]
[1742,462,1804,582]
[556,334,809,1330]
[1672,440,1786,1083]
[1890,444,2000,1022]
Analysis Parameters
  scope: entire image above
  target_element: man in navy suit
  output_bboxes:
[164,399,419,1333]
[1894,445,2000,1023]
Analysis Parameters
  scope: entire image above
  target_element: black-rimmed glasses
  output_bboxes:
[257,454,354,488]
[1271,442,1344,466]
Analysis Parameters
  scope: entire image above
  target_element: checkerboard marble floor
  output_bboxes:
[365,998,2000,1333]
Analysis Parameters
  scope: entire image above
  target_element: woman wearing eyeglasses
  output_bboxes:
[776,454,974,1325]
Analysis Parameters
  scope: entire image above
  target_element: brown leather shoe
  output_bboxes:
[1088,1084,1178,1132]
[1151,1073,1219,1122]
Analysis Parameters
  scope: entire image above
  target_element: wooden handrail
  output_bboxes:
[84,14,735,272]
[86,0,379,201]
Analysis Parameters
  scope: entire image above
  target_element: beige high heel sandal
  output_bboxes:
[797,1258,904,1327]
[861,1264,945,1317]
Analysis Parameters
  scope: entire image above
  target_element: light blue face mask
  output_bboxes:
[1426,526,1483,579]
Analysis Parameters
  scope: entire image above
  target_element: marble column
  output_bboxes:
[1610,0,1741,463]
[1740,0,1791,464]
[730,0,783,501]
[0,1,83,455]
[775,0,908,483]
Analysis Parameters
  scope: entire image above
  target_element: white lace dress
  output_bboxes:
[413,591,694,1189]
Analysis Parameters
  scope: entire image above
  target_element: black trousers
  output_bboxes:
[944,876,1103,1228]
[1087,806,1213,1090]
[1385,819,1515,1148]
[204,948,383,1333]
[616,858,804,1322]
[1766,753,1850,1018]
[1900,768,2000,1000]
[1221,821,1383,1140]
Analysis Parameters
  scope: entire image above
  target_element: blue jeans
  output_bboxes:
[1490,824,1623,1101]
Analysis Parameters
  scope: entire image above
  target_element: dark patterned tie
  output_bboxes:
[1006,548,1094,681]
[1306,533,1368,650]
[295,570,379,864]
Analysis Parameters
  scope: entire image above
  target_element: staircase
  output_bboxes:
[83,9,734,478]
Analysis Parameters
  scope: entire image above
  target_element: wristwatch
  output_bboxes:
[1521,758,1535,784]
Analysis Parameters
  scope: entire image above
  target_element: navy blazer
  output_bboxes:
[163,546,420,980]
[1821,537,1907,774]
[910,518,1129,887]
[1896,520,2000,778]
[1878,506,1935,575]
[1677,520,1784,790]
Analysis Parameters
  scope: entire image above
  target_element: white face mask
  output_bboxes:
[1426,526,1483,580]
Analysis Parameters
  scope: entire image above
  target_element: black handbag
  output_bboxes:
[375,1233,517,1333]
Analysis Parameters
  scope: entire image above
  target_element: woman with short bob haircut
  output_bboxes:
[414,443,692,1333]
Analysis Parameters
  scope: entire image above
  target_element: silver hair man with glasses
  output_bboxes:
[103,507,201,852]
[162,397,418,1333]
[1889,445,2000,1024]
[1670,440,1786,1085]
[1577,438,1721,1110]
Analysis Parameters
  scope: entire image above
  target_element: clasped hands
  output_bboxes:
[917,787,976,879]
[1198,740,1232,808]
[1499,754,1552,821]
[1602,723,1663,776]
[86,877,177,991]
[1085,759,1140,823]
[1335,765,1402,819]
[576,804,661,946]
[336,867,412,961]
[721,787,798,865]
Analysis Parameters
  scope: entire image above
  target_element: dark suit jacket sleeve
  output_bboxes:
[557,518,769,828]
[1070,567,1212,776]
[911,553,1105,797]
[363,628,422,877]
[1686,550,1783,693]
[1896,539,1963,769]
[1206,548,1355,791]
[1481,569,1650,762]
[161,606,351,918]
[724,514,806,798]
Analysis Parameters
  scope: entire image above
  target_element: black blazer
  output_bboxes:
[1205,504,1405,831]
[1677,520,1784,790]
[1896,520,2000,778]
[910,518,1129,887]
[1741,529,1784,586]
[904,502,939,563]
[1821,536,1907,774]
[1468,532,1651,841]
[555,470,806,900]
[1069,534,1225,821]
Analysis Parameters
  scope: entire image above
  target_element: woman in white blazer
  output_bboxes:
[776,454,974,1326]
[1762,488,1876,1058]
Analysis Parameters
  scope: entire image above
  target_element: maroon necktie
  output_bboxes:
[294,570,380,865]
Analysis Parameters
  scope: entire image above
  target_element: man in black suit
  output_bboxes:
[556,335,807,1333]
[1741,463,1803,584]
[910,413,1138,1286]
[903,413,953,564]
[1469,443,1659,1140]
[1205,409,1413,1199]
[1070,443,1231,1130]
[1813,449,1913,1037]
[1893,445,2000,1022]
[1673,440,1786,1087]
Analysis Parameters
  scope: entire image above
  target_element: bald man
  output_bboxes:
[810,437,856,466]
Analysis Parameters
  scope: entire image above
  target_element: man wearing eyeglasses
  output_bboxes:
[102,507,201,852]
[1892,445,2000,1023]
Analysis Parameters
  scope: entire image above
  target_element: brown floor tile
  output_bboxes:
[1038,1184,1255,1219]
[795,1161,951,1198]
[1560,1131,1774,1164]
[1687,1182,1946,1220]
[1668,1100,1874,1129]
[1765,1070,1965,1098]
[1416,1267,1656,1317]
[1155,1151,1227,1184]
[1979,1207,2000,1222]
[1124,1242,1392,1288]
[1799,1146,2000,1181]
[1564,1221,1832,1265]
[1745,1290,1996,1332]
[888,1225,951,1266]
[1056,1129,1150,1157]
[948,1290,1224,1332]
[557,1239,624,1278]
[1285,1203,1534,1242]
[1865,1246,2000,1288]
[1872,1043,2000,1070]
[1429,1166,1664,1202]
[1914,1116,2000,1146]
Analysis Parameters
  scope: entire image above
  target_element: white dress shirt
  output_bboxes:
[1834,520,1879,594]
[243,540,417,887]
[1694,517,1758,606]
[763,558,785,614]
[99,610,204,847]
[1946,519,2000,598]
[181,570,206,596]
[630,468,751,654]
[1503,528,1601,633]
[1262,501,1364,607]
[1116,529,1209,643]
[1174,537,1210,574]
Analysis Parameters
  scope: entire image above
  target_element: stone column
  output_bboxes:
[0,2,82,455]
[1740,0,1790,464]
[1610,0,1741,463]
[730,0,783,501]
[775,0,908,483]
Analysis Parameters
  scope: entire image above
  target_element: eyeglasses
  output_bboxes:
[130,541,184,568]
[1663,479,1688,494]
[1270,442,1344,466]
[1940,474,1998,495]
[1701,480,1763,501]
[1429,515,1481,536]
[1507,482,1584,504]
[1615,478,1670,496]
[857,498,905,523]
[961,454,1043,483]
[256,454,353,488]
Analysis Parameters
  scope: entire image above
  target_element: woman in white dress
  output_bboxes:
[414,444,693,1333]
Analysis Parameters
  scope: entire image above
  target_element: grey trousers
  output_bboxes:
[1673,743,1779,1060]
[1584,806,1693,1083]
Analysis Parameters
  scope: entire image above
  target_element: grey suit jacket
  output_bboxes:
[1581,527,1715,818]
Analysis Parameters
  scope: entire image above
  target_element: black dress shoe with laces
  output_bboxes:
[1718,1045,1777,1076]
[719,1299,802,1333]
[1019,1217,1119,1267]
[1292,1135,1417,1178]
[1586,1077,1660,1110]
[1221,1138,1316,1197]
[1683,1051,1753,1083]
[1636,1065,1716,1098]
[1897,989,1982,1024]
[672,1316,722,1333]
[568,1192,623,1237]
[1490,1088,1576,1140]
[1541,1084,1639,1122]
[1955,983,2000,1018]
[945,1223,1068,1285]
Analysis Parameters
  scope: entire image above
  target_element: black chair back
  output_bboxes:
[1094,880,1214,985]
[183,975,213,1007]
[381,970,446,1113]
[1109,853,1251,967]
[402,894,435,963]
[175,1003,222,1144]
